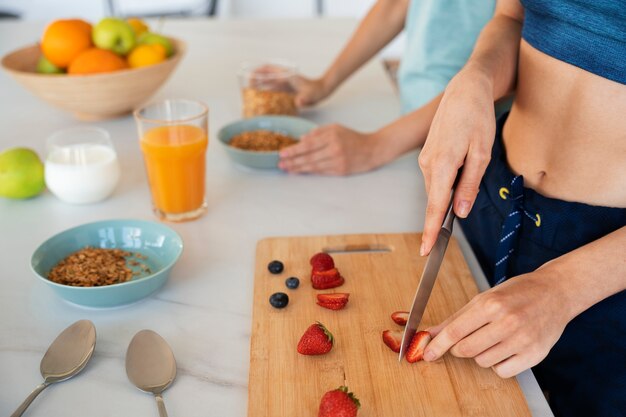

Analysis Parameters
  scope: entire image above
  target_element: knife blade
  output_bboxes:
[399,199,456,361]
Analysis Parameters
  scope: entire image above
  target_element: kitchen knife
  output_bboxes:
[399,198,456,361]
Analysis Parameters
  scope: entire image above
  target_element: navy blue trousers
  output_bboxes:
[459,113,626,417]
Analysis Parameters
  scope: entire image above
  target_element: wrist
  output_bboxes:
[455,63,496,96]
[365,129,393,167]
[320,68,341,97]
[536,259,595,322]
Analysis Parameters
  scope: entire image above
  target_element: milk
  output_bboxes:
[45,143,120,204]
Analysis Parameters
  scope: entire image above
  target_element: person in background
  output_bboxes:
[417,0,626,415]
[278,0,496,175]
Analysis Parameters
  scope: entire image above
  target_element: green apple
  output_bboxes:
[36,55,65,74]
[93,18,136,55]
[0,148,45,199]
[138,32,174,57]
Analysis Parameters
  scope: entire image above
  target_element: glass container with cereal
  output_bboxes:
[238,61,298,118]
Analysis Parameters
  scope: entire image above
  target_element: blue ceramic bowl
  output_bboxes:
[217,115,317,169]
[31,219,183,308]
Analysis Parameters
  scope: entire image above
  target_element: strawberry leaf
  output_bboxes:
[316,321,334,346]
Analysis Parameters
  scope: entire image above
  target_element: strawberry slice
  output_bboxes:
[382,329,403,353]
[391,311,409,326]
[406,330,432,363]
[297,322,334,355]
[311,268,344,289]
[317,293,350,310]
[310,252,335,272]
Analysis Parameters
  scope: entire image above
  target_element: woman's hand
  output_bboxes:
[418,69,496,256]
[290,75,332,108]
[423,269,574,378]
[278,124,381,175]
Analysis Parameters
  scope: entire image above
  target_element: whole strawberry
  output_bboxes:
[297,322,334,355]
[318,386,360,417]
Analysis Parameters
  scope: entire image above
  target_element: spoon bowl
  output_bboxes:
[11,320,96,417]
[126,330,177,416]
[41,319,97,383]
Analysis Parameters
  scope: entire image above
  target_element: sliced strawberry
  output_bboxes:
[297,322,334,355]
[382,329,403,353]
[318,386,360,417]
[310,252,335,272]
[317,293,350,310]
[406,330,432,363]
[391,311,409,326]
[311,268,344,289]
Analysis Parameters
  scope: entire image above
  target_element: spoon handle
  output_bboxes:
[154,393,169,417]
[11,382,50,417]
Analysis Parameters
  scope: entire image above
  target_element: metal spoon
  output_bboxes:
[11,320,96,417]
[126,330,177,417]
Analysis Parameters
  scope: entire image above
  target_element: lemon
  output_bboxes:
[138,32,174,57]
[127,44,167,68]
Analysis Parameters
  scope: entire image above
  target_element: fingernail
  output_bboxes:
[420,242,426,257]
[424,350,436,361]
[457,200,471,218]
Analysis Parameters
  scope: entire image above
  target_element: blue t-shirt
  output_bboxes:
[398,0,494,113]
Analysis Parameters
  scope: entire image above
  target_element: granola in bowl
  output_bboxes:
[229,130,298,152]
[48,247,151,287]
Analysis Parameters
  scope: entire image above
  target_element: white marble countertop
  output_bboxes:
[0,18,553,417]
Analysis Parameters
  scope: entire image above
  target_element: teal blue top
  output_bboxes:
[521,0,626,85]
[398,0,495,113]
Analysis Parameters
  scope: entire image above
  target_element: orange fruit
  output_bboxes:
[68,48,128,75]
[41,19,92,68]
[127,18,149,36]
[127,44,166,68]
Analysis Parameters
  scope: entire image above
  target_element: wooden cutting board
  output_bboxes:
[248,233,531,417]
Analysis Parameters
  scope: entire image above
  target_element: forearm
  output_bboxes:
[369,93,442,166]
[540,226,626,321]
[459,0,524,100]
[322,0,408,94]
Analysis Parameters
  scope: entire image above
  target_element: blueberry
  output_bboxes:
[285,277,300,289]
[269,292,289,309]
[268,260,284,274]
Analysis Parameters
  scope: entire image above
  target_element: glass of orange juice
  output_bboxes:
[134,99,208,222]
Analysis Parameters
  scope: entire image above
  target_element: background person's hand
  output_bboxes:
[418,70,496,256]
[290,75,332,108]
[278,124,380,175]
[423,269,574,378]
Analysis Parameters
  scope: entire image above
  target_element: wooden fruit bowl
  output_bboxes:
[1,38,185,120]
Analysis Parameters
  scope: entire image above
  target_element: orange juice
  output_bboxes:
[140,125,208,215]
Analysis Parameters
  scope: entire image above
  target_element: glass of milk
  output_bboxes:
[45,127,121,204]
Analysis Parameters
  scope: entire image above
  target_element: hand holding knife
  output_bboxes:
[399,188,458,361]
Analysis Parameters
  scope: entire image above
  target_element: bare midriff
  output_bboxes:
[502,40,626,208]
